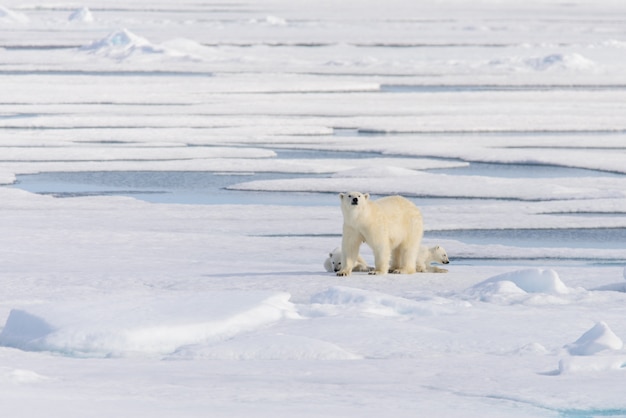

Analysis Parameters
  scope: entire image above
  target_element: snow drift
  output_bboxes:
[0,292,298,357]
[80,29,201,62]
[564,321,623,356]
[310,286,467,317]
[471,268,568,294]
[68,7,94,23]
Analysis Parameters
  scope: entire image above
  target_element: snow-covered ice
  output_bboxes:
[1,0,626,416]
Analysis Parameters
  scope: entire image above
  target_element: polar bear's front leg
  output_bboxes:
[338,225,362,276]
[370,244,390,275]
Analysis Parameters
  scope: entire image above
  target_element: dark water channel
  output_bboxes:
[9,170,334,206]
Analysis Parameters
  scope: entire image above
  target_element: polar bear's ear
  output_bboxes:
[339,193,346,200]
[363,193,370,200]
[435,245,440,250]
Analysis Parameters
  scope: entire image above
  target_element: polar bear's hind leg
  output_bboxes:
[392,247,418,274]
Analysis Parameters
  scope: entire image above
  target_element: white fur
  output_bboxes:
[338,191,424,276]
[418,245,450,273]
[324,247,370,273]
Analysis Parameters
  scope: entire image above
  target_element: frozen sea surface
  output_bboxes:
[1,1,626,417]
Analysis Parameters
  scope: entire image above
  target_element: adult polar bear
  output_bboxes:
[338,191,424,276]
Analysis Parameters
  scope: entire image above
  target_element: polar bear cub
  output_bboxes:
[338,191,424,276]
[419,245,450,273]
[324,247,371,273]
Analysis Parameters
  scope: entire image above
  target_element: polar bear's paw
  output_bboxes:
[429,266,449,273]
[336,269,351,277]
[391,267,417,274]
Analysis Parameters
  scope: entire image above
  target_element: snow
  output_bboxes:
[0,0,626,416]
[564,322,623,356]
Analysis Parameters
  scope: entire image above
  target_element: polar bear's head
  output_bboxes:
[339,191,370,208]
[324,247,343,272]
[433,245,449,264]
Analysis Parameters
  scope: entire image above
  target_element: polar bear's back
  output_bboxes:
[374,195,419,209]
[374,195,422,221]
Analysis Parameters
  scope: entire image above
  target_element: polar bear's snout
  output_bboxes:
[351,197,359,205]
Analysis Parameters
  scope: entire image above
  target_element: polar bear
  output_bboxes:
[338,191,424,276]
[324,247,371,273]
[418,245,450,273]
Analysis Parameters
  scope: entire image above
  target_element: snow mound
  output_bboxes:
[602,39,626,48]
[472,268,568,296]
[0,292,297,357]
[310,286,464,317]
[160,38,208,54]
[68,7,94,22]
[468,280,528,303]
[3,368,50,384]
[512,342,550,356]
[81,29,152,55]
[490,53,596,72]
[80,29,199,62]
[265,15,288,26]
[332,166,420,178]
[0,6,29,23]
[565,322,623,356]
[526,53,596,71]
[168,333,361,361]
[249,15,288,26]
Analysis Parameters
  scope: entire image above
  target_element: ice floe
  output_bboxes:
[229,171,626,201]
